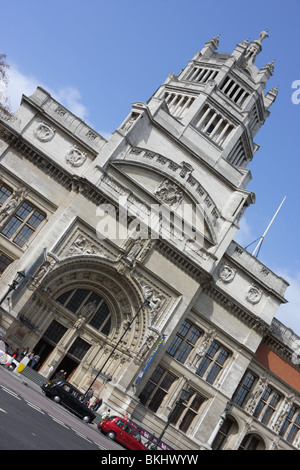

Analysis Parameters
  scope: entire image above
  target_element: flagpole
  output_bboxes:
[252,196,286,257]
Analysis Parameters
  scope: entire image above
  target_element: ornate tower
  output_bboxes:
[0,32,292,451]
[92,31,278,269]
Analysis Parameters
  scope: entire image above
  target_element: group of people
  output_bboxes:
[11,347,40,370]
[81,387,104,412]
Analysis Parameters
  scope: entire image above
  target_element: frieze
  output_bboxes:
[125,146,221,226]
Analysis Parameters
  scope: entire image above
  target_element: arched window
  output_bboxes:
[56,288,111,336]
[238,433,265,450]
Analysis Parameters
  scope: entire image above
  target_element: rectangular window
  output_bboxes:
[196,341,230,384]
[0,185,12,205]
[139,365,176,413]
[68,337,91,361]
[279,405,300,444]
[170,391,205,434]
[166,320,202,364]
[43,320,67,345]
[233,371,257,407]
[0,253,13,274]
[1,201,46,247]
[253,386,281,425]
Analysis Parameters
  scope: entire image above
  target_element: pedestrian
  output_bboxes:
[100,408,110,422]
[46,364,54,378]
[20,347,29,359]
[12,348,19,359]
[30,353,40,369]
[145,433,155,448]
[91,397,102,411]
[53,370,65,382]
[82,388,94,405]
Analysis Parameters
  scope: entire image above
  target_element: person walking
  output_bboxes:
[30,353,40,369]
[82,388,93,405]
[91,397,102,411]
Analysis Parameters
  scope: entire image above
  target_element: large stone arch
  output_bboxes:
[39,255,149,353]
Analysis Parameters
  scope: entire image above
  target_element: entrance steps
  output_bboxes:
[20,365,48,386]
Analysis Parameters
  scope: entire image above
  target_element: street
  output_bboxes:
[0,367,123,450]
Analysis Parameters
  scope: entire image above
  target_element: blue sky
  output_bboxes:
[1,0,300,334]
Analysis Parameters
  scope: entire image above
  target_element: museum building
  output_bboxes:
[0,32,300,450]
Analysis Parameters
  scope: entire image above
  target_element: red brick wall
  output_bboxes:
[255,343,300,393]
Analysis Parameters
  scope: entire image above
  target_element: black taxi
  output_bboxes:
[41,380,96,423]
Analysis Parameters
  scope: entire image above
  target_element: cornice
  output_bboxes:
[203,281,271,336]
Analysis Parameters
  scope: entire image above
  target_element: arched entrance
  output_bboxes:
[25,256,150,390]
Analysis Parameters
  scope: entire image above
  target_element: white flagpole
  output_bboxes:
[252,196,286,257]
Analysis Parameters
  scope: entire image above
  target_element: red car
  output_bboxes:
[98,416,147,450]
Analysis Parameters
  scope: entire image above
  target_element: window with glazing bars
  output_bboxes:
[1,201,45,247]
[170,391,205,433]
[0,185,12,205]
[56,289,111,335]
[196,341,230,384]
[279,405,300,444]
[166,320,202,363]
[233,371,257,407]
[138,365,176,413]
[68,337,91,361]
[0,252,13,274]
[253,386,281,425]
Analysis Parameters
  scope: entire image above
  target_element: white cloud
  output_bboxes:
[6,64,90,123]
[275,270,300,337]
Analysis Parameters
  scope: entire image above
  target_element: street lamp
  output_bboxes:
[151,386,193,450]
[85,298,150,396]
[0,270,26,306]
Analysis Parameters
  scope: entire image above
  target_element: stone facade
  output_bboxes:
[0,32,299,450]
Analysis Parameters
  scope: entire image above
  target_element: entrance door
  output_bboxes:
[31,338,54,371]
[51,355,79,381]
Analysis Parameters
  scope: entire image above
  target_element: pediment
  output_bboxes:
[110,147,221,245]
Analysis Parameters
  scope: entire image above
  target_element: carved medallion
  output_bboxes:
[245,284,262,304]
[65,146,87,167]
[34,121,55,142]
[218,263,236,283]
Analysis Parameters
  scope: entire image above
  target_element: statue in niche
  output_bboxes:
[77,299,98,319]
[0,188,27,224]
[74,300,98,330]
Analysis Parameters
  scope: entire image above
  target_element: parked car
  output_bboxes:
[41,379,96,423]
[98,416,147,450]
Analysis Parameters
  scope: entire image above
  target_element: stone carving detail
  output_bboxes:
[0,187,28,225]
[272,393,294,433]
[245,375,268,414]
[154,179,183,207]
[190,328,216,367]
[65,146,87,167]
[65,235,102,257]
[245,284,262,304]
[132,272,168,326]
[34,121,55,142]
[28,254,57,290]
[122,230,154,267]
[218,263,236,283]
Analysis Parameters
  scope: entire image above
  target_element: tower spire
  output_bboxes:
[244,29,269,64]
